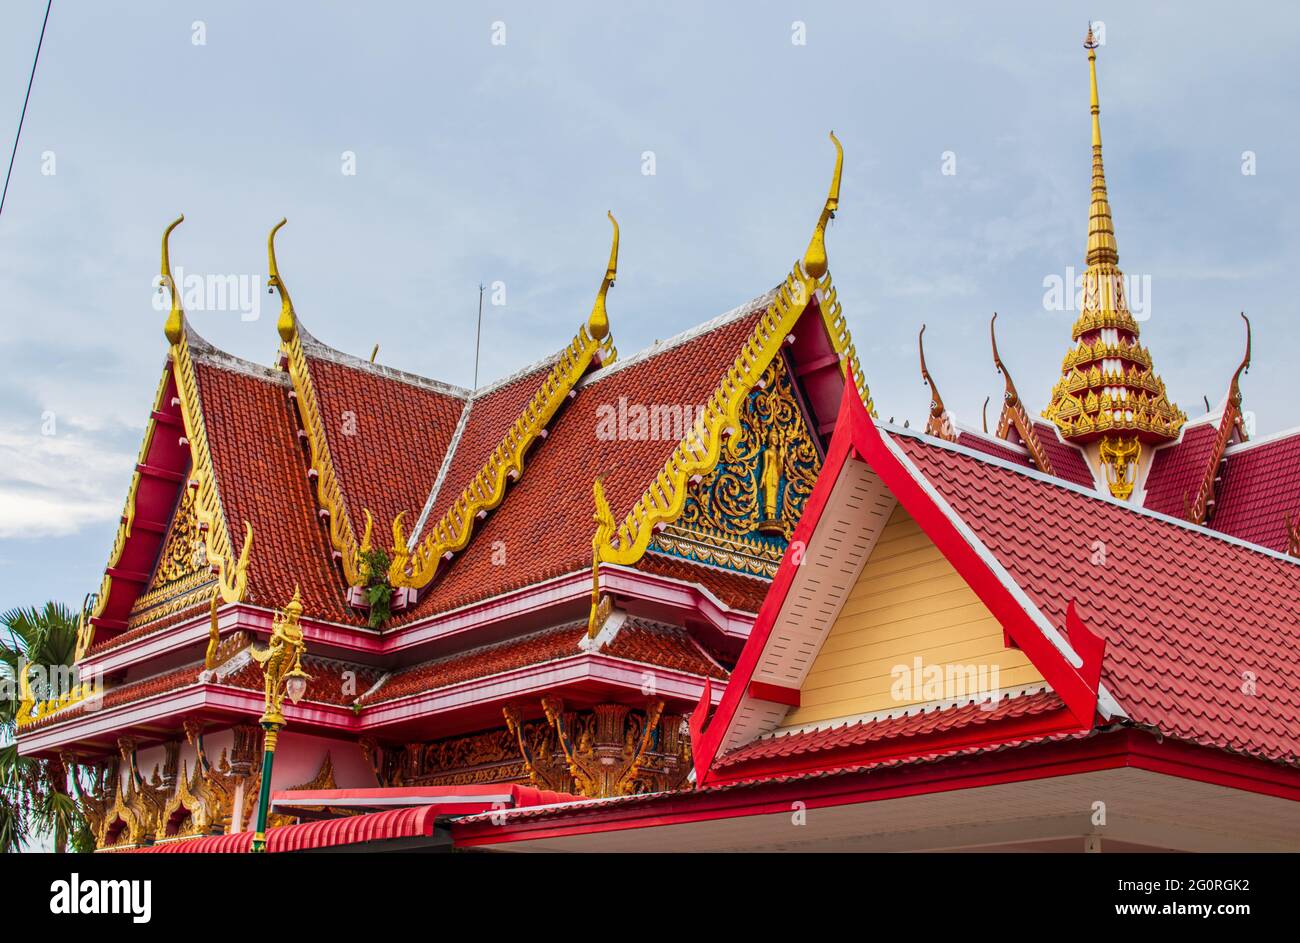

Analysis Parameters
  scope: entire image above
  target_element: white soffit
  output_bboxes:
[724,455,895,752]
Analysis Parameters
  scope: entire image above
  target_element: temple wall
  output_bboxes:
[270,731,376,791]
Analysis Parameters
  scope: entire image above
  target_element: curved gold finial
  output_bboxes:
[588,212,618,341]
[161,214,186,345]
[918,325,956,442]
[802,131,843,280]
[268,218,297,343]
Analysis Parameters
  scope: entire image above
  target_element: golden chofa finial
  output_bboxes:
[802,131,843,280]
[268,218,297,343]
[161,214,186,345]
[587,211,618,341]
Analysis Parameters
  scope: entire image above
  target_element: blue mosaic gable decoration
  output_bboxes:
[649,355,822,578]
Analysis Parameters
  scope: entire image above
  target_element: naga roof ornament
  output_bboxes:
[918,324,956,442]
[387,215,619,590]
[1041,27,1186,497]
[269,219,369,587]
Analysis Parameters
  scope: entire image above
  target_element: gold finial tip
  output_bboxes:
[161,215,186,345]
[588,212,619,341]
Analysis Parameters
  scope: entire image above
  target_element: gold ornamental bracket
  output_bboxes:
[991,313,1057,477]
[388,215,619,590]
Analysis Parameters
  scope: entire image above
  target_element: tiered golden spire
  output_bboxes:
[1041,28,1185,499]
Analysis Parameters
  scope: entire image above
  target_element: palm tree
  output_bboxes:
[1,602,94,852]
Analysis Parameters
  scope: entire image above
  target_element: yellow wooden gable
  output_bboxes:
[778,504,1044,730]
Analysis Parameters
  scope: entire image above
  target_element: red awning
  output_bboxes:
[265,804,441,852]
[126,805,440,853]
[123,784,579,852]
[271,782,573,818]
[129,831,252,853]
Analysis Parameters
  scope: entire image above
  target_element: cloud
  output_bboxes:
[0,429,131,538]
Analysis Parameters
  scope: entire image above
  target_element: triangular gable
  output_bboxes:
[691,374,1112,785]
[774,502,1045,729]
[649,351,824,579]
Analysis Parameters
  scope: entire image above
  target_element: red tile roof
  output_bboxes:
[359,625,585,704]
[90,598,210,656]
[219,655,385,706]
[634,552,770,613]
[421,362,554,529]
[360,618,726,705]
[894,431,1300,764]
[604,618,728,679]
[304,352,466,537]
[1142,422,1219,518]
[714,690,1065,769]
[393,308,767,622]
[955,431,1032,468]
[1031,421,1095,488]
[194,357,359,624]
[23,663,200,730]
[1211,432,1300,553]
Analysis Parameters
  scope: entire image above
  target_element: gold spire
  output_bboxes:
[1084,27,1118,267]
[161,214,185,345]
[268,218,297,343]
[1041,29,1185,482]
[802,131,843,279]
[587,212,618,341]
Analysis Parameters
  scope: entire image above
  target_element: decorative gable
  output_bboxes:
[649,354,823,578]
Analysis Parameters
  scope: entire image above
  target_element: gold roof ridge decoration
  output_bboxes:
[1041,28,1185,498]
[590,134,874,576]
[269,218,368,587]
[80,216,253,659]
[918,324,956,442]
[386,216,620,589]
[1184,313,1252,525]
[991,313,1057,477]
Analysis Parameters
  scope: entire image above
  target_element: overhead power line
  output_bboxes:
[0,0,54,222]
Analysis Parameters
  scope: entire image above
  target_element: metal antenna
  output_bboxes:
[472,283,486,389]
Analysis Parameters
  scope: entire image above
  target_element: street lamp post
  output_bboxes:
[248,587,312,853]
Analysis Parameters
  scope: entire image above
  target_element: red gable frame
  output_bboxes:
[690,372,1110,785]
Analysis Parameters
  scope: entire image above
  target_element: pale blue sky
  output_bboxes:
[2,1,1298,609]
